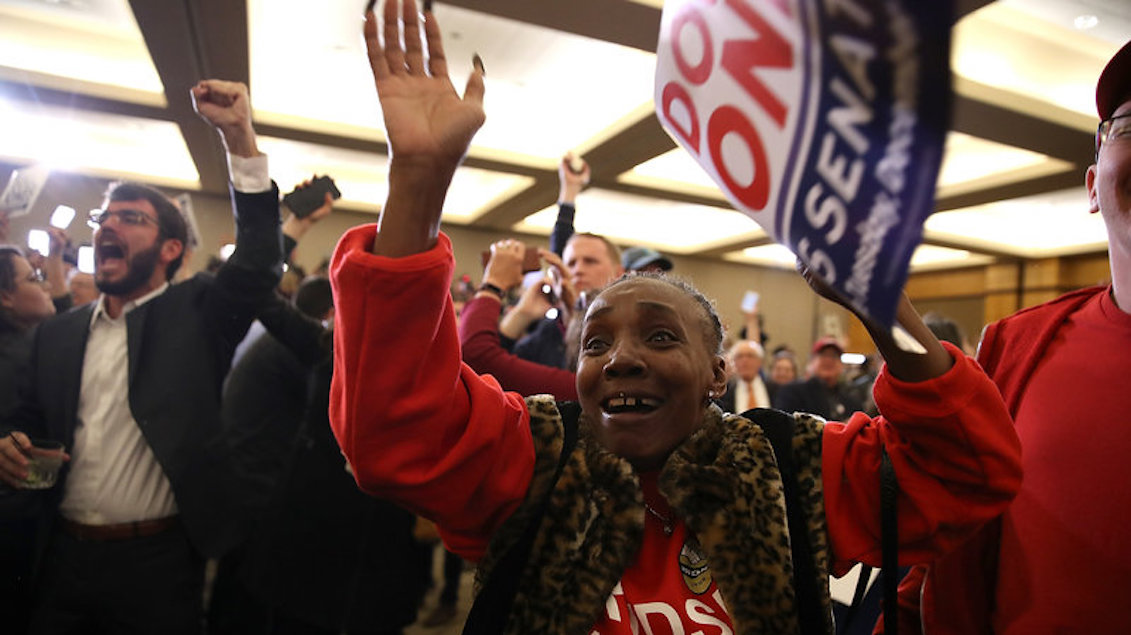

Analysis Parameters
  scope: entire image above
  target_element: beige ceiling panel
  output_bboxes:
[513,187,763,253]
[618,148,728,201]
[249,0,656,165]
[0,0,164,105]
[0,96,198,188]
[924,187,1108,257]
[937,131,1075,197]
[724,243,994,273]
[256,136,532,223]
[953,2,1122,123]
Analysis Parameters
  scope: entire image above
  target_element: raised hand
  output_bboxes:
[366,0,486,257]
[190,79,260,157]
[539,248,578,315]
[558,152,590,204]
[366,0,485,173]
[482,239,525,292]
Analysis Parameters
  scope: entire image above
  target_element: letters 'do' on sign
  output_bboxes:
[655,0,952,326]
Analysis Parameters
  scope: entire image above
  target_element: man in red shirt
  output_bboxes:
[891,38,1131,634]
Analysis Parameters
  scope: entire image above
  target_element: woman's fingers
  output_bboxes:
[424,10,448,78]
[382,0,406,75]
[401,0,425,74]
[364,10,390,81]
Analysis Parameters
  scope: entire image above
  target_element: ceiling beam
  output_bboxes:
[440,0,661,52]
[935,168,1084,212]
[128,0,250,194]
[0,81,170,121]
[467,175,559,230]
[950,91,1094,166]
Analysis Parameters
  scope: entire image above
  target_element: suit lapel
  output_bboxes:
[56,306,94,444]
[125,302,149,389]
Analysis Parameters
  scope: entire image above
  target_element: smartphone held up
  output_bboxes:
[283,176,341,219]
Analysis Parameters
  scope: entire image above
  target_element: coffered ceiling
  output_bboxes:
[0,0,1126,271]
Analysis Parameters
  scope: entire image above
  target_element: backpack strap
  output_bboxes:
[879,446,899,635]
[839,445,899,635]
[740,408,826,635]
[461,401,580,635]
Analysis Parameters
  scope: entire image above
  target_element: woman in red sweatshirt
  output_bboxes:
[328,2,1023,633]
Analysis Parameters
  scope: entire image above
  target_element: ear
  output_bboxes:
[0,290,13,310]
[159,238,185,265]
[709,354,728,396]
[1085,164,1100,214]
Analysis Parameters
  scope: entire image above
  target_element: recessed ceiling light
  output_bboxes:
[1073,14,1099,30]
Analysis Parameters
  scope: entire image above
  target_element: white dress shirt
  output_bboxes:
[60,284,176,524]
[734,375,771,413]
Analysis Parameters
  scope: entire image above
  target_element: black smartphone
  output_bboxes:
[283,176,342,218]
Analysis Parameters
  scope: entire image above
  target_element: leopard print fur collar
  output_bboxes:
[475,396,832,634]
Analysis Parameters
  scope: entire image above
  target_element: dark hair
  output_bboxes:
[923,312,966,350]
[294,276,334,319]
[592,272,724,355]
[104,182,188,280]
[0,245,22,294]
[566,232,622,268]
[0,245,26,333]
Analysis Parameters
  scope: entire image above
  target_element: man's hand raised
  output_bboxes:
[191,79,261,158]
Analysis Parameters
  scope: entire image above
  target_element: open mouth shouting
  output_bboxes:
[96,234,127,276]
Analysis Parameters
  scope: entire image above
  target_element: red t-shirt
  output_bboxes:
[993,290,1131,633]
[590,473,733,634]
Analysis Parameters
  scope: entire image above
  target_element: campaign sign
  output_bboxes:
[655,0,952,326]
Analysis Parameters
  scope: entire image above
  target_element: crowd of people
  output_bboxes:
[0,1,1128,633]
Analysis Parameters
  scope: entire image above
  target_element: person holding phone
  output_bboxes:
[327,3,1021,632]
[460,238,577,400]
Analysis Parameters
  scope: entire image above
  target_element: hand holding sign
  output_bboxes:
[655,0,952,326]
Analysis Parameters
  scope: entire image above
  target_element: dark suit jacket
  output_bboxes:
[773,376,864,421]
[3,186,282,558]
[717,374,776,414]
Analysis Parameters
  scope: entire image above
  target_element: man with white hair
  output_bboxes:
[718,339,771,413]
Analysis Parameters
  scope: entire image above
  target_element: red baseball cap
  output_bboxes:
[811,336,844,356]
[1097,39,1131,120]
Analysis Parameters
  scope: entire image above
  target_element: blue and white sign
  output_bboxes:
[655,0,952,326]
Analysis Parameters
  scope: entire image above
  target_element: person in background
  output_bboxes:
[507,151,624,371]
[769,350,799,387]
[462,239,578,400]
[717,339,772,413]
[0,245,61,634]
[621,246,672,274]
[66,271,98,307]
[774,337,863,420]
[922,311,972,356]
[887,38,1131,635]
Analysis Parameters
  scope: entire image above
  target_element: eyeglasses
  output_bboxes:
[24,269,45,284]
[87,208,159,229]
[1096,113,1131,154]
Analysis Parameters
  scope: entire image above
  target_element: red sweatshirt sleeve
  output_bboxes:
[328,226,535,561]
[822,342,1021,575]
[459,294,579,400]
